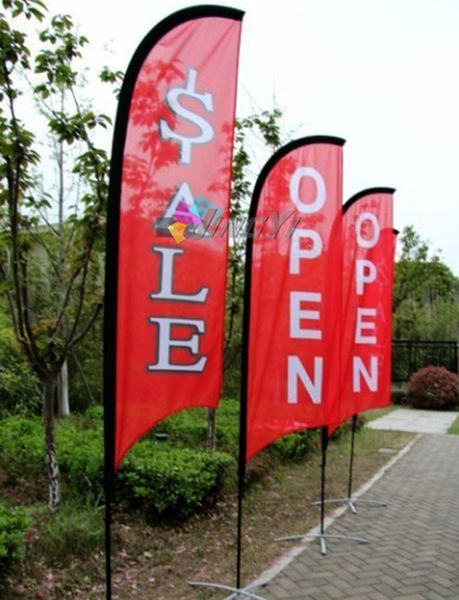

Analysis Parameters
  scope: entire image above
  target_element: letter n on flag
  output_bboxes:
[104,7,244,471]
[336,188,395,428]
[244,137,344,461]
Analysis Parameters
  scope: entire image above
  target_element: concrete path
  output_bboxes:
[257,434,459,599]
[367,408,458,434]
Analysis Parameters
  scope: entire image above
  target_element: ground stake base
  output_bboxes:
[275,531,369,556]
[312,496,388,514]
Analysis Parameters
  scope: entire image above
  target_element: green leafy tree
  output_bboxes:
[394,226,459,340]
[0,0,120,510]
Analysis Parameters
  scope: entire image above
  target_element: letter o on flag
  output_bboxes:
[289,167,326,214]
[355,212,380,248]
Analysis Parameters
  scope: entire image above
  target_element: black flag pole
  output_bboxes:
[313,415,388,514]
[348,414,387,509]
[103,108,121,600]
[103,175,119,600]
[235,158,255,591]
[103,79,122,599]
[310,195,397,518]
[189,118,267,600]
[277,425,369,554]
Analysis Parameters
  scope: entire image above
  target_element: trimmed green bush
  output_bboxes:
[407,366,459,410]
[0,417,45,482]
[270,430,319,460]
[0,501,30,573]
[152,408,209,447]
[214,399,239,452]
[152,398,240,453]
[0,417,104,495]
[0,415,235,518]
[83,404,104,426]
[118,442,235,518]
[57,424,105,496]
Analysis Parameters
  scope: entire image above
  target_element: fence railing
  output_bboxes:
[392,340,458,383]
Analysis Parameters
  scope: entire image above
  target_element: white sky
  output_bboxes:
[45,0,459,274]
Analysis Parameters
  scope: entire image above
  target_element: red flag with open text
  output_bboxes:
[331,188,395,432]
[105,6,243,470]
[245,137,344,461]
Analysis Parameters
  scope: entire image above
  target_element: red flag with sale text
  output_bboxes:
[104,7,243,470]
[244,137,344,461]
[332,188,395,432]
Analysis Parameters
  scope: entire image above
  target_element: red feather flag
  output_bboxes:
[104,7,244,471]
[330,188,395,433]
[244,137,344,461]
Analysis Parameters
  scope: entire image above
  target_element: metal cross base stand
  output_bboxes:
[312,496,387,515]
[314,415,388,515]
[275,531,369,556]
[189,581,267,599]
[276,427,369,556]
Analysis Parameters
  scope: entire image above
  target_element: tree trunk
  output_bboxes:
[43,378,60,511]
[207,408,216,451]
[57,361,70,416]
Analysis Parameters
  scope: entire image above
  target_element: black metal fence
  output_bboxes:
[392,340,458,383]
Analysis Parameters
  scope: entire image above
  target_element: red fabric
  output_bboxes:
[330,190,394,434]
[115,15,242,470]
[246,141,343,461]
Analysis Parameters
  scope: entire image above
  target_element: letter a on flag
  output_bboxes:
[104,7,243,470]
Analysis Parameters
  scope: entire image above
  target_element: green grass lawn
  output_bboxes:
[364,405,396,423]
[448,415,459,435]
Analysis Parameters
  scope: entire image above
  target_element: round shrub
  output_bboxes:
[118,442,235,519]
[406,366,459,410]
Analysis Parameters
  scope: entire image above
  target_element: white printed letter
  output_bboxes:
[150,246,209,303]
[289,229,323,274]
[288,356,323,405]
[356,259,377,295]
[355,308,377,344]
[290,292,322,339]
[148,317,207,372]
[289,167,326,214]
[355,212,380,248]
[353,356,378,392]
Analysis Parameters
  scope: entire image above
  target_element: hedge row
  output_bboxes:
[84,400,318,461]
[0,417,235,519]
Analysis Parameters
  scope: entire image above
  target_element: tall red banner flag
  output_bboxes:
[104,7,243,470]
[335,188,395,429]
[244,137,344,461]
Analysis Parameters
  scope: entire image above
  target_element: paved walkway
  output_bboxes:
[367,408,458,434]
[258,434,459,599]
